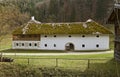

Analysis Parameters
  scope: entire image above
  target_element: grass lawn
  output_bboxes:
[3,53,114,70]
[0,53,119,77]
[0,59,119,77]
[2,53,118,77]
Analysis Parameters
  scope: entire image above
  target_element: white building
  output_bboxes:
[12,18,112,51]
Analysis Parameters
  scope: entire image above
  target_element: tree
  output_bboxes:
[0,5,29,34]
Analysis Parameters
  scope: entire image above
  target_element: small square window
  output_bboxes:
[54,35,56,37]
[34,43,37,46]
[96,35,99,38]
[82,35,85,37]
[82,44,85,47]
[29,43,32,46]
[16,43,19,46]
[54,44,56,47]
[69,35,71,37]
[45,35,47,38]
[45,44,47,47]
[22,43,24,46]
[96,44,99,48]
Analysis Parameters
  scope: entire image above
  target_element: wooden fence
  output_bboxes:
[0,57,119,77]
[10,58,118,77]
[12,58,112,69]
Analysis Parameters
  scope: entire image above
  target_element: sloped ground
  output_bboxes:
[0,59,120,77]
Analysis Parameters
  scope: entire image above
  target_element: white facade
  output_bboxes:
[12,34,109,51]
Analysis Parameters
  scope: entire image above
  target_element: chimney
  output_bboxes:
[86,19,93,23]
[29,16,41,24]
[31,16,35,20]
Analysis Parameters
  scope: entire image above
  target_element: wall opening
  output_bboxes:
[65,43,74,51]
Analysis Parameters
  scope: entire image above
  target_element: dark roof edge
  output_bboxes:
[106,7,114,24]
[106,3,120,24]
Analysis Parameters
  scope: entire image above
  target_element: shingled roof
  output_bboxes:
[13,19,112,35]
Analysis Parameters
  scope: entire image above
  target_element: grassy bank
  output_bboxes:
[0,59,120,77]
[2,53,113,71]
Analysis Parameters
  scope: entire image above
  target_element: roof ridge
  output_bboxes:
[13,20,112,35]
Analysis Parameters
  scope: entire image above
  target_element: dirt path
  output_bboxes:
[2,50,113,56]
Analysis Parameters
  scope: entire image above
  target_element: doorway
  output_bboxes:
[65,43,74,51]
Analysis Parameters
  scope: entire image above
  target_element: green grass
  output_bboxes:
[0,35,12,51]
[2,53,114,70]
[0,59,119,77]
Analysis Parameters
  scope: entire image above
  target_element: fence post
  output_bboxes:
[88,59,90,69]
[56,58,58,67]
[28,58,30,65]
[14,53,16,57]
[0,52,3,62]
[115,61,119,77]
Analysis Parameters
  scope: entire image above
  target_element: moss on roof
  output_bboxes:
[13,20,112,35]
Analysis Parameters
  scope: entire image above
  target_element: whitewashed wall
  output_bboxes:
[12,34,109,51]
[40,34,109,50]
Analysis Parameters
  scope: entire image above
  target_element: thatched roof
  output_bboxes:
[13,19,112,35]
